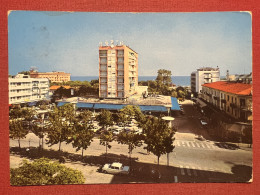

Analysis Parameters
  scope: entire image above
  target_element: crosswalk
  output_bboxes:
[177,165,219,177]
[175,140,238,150]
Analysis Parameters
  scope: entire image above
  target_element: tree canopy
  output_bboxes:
[9,120,29,149]
[10,158,85,185]
[46,103,76,151]
[142,116,175,166]
[96,110,114,129]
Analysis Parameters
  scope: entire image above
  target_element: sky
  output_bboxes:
[8,11,252,76]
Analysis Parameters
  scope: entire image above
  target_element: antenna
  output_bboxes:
[116,40,119,45]
[99,42,102,46]
[105,40,108,46]
[30,66,38,72]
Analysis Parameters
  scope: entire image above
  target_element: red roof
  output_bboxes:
[50,85,71,90]
[202,81,252,95]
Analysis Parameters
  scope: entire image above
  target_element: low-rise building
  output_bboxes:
[9,74,50,105]
[201,81,252,122]
[30,70,71,83]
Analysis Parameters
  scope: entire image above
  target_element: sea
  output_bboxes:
[71,76,191,87]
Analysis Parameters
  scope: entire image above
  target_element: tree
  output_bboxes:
[119,105,140,127]
[143,117,175,166]
[71,123,95,158]
[156,69,172,88]
[18,71,30,75]
[243,126,252,148]
[117,131,143,162]
[9,120,29,149]
[46,104,76,151]
[10,158,85,185]
[53,86,72,99]
[100,130,114,157]
[78,110,92,123]
[31,122,48,150]
[96,110,113,129]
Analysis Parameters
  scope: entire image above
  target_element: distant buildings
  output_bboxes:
[225,70,252,84]
[191,67,220,95]
[30,70,71,83]
[9,74,50,105]
[99,44,138,99]
[201,81,252,122]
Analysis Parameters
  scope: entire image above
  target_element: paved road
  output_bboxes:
[9,100,252,183]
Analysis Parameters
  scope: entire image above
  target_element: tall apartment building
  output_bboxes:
[9,74,50,105]
[99,44,138,99]
[191,67,220,94]
[30,70,71,83]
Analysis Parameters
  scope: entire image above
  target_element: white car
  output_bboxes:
[112,128,123,135]
[102,162,130,175]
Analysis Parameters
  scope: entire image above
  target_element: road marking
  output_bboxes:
[186,142,191,147]
[181,141,185,145]
[185,166,191,176]
[176,141,180,146]
[195,142,201,148]
[200,143,205,148]
[191,142,195,147]
[205,144,211,149]
[180,165,185,175]
[174,176,178,183]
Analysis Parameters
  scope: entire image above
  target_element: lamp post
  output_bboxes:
[162,116,175,166]
[165,105,172,116]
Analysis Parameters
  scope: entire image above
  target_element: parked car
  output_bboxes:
[112,128,123,135]
[102,162,130,175]
[90,126,99,133]
[200,119,208,126]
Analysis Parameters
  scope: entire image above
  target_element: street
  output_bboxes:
[9,100,252,183]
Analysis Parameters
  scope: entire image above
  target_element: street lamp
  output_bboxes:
[165,105,172,116]
[162,116,175,129]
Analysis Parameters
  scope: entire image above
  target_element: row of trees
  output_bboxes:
[52,80,99,100]
[138,69,189,99]
[10,104,176,166]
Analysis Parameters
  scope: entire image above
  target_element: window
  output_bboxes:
[227,95,229,101]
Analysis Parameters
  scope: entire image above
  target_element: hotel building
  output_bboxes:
[9,74,50,105]
[191,67,220,95]
[30,70,71,83]
[99,44,138,99]
[201,81,252,122]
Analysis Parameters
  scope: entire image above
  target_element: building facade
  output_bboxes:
[30,71,71,83]
[201,81,252,122]
[9,74,50,105]
[191,67,220,95]
[99,45,138,99]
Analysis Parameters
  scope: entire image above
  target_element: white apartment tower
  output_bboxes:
[9,74,50,105]
[191,67,220,94]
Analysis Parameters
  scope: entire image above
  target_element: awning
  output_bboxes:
[139,105,167,112]
[196,98,207,108]
[57,102,70,107]
[77,102,94,109]
[171,97,180,110]
[93,103,126,110]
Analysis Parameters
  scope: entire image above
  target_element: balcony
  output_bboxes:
[221,99,226,104]
[230,103,237,108]
[204,74,212,79]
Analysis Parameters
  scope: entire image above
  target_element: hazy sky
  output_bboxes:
[8,11,252,76]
